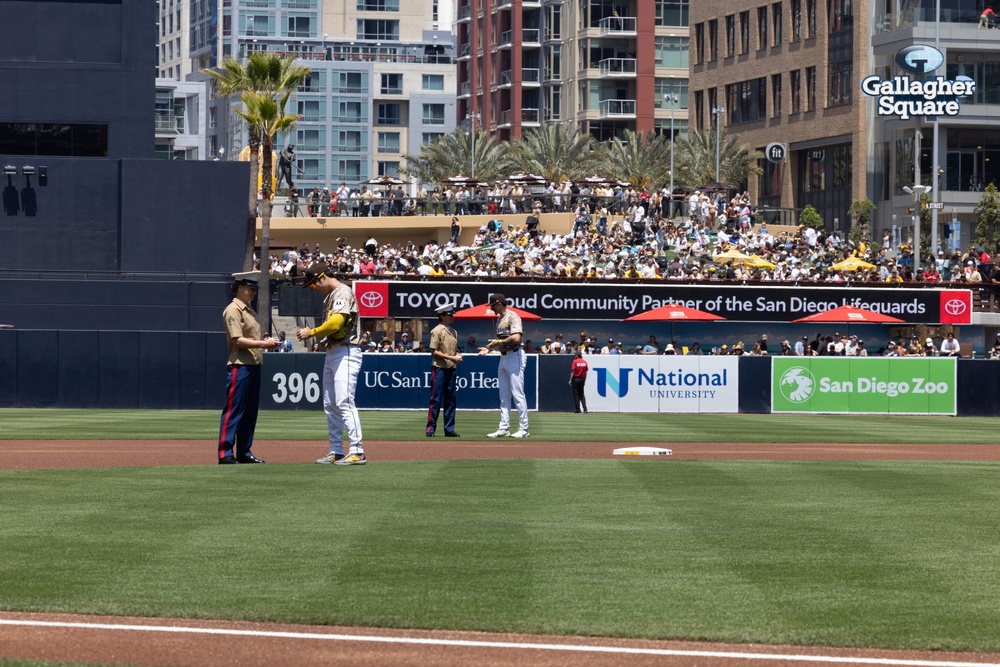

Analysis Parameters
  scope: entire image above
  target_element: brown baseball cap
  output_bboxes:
[302,262,330,288]
[489,293,506,305]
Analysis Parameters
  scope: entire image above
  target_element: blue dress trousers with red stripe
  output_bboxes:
[426,366,458,435]
[218,364,262,459]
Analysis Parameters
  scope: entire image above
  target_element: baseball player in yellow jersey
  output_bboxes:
[297,262,366,465]
[479,293,529,438]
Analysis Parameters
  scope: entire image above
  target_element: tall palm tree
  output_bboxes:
[401,128,517,186]
[595,129,673,188]
[510,124,597,183]
[204,53,311,272]
[674,128,764,189]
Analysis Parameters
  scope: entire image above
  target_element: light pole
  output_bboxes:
[711,106,725,183]
[904,184,930,275]
[664,92,678,218]
[466,112,481,179]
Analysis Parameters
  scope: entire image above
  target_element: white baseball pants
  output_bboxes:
[323,345,363,455]
[497,349,528,431]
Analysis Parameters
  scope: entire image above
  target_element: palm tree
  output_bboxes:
[673,128,763,189]
[401,128,517,186]
[204,53,311,272]
[594,129,673,188]
[509,124,597,183]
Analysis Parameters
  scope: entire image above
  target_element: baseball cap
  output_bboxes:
[489,293,507,306]
[544,338,552,343]
[926,338,933,344]
[436,303,456,316]
[302,262,329,288]
[231,271,260,287]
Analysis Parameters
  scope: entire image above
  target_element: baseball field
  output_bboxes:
[2,409,1000,667]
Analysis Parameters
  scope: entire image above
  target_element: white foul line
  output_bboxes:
[0,619,997,667]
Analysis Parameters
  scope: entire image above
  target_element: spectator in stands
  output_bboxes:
[940,332,961,357]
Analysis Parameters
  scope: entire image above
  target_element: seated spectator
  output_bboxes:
[940,332,961,357]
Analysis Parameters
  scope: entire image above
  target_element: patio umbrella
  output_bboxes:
[830,257,876,272]
[622,303,726,342]
[362,175,407,186]
[699,181,734,193]
[442,174,487,188]
[713,248,756,266]
[452,303,542,321]
[506,173,547,186]
[749,255,777,270]
[573,174,620,187]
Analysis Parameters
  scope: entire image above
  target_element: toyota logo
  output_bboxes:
[359,290,384,309]
[944,299,967,316]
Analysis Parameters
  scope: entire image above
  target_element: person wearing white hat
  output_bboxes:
[217,271,282,465]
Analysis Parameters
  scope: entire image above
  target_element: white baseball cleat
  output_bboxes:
[510,429,530,439]
[487,429,510,438]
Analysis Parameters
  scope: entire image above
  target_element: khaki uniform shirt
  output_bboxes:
[223,298,263,365]
[430,323,459,369]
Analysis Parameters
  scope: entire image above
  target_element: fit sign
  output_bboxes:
[861,45,975,120]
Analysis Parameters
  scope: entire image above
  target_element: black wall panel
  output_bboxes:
[957,360,1000,417]
[738,356,772,413]
[99,331,140,408]
[138,332,180,408]
[16,330,58,406]
[0,329,16,406]
[57,330,100,406]
[537,354,577,412]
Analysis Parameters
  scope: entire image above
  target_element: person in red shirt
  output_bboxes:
[568,350,589,414]
[980,6,996,27]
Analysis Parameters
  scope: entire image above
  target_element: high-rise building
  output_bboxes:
[187,0,456,192]
[157,0,218,80]
[455,0,689,142]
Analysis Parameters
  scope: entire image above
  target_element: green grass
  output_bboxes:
[0,409,996,444]
[2,460,1000,651]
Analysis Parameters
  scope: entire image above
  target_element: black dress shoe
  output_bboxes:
[218,455,238,465]
[426,431,435,437]
[236,454,266,464]
[444,431,461,437]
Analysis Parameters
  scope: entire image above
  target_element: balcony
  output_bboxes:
[459,42,471,58]
[598,99,636,118]
[499,108,541,127]
[154,112,179,134]
[597,15,637,36]
[522,68,540,85]
[522,28,541,44]
[379,86,404,95]
[459,81,470,97]
[492,0,512,8]
[458,3,471,21]
[598,58,636,77]
[335,144,366,152]
[499,30,512,47]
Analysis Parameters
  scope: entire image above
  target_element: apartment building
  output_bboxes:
[689,0,868,232]
[455,0,690,142]
[157,0,217,80]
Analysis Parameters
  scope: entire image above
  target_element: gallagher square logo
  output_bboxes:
[595,366,729,398]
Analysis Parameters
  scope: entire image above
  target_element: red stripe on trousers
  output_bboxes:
[218,366,238,458]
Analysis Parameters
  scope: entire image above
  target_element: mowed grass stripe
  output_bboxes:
[0,409,997,444]
[3,461,1000,651]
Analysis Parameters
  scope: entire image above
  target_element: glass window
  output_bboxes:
[828,0,852,33]
[757,7,767,50]
[422,132,444,145]
[338,101,364,123]
[806,66,816,111]
[740,11,750,54]
[833,145,851,187]
[760,159,782,196]
[655,0,688,26]
[377,132,400,153]
[422,103,445,125]
[336,130,364,151]
[357,0,399,9]
[791,0,801,40]
[828,61,852,107]
[708,20,718,62]
[772,2,782,45]
[377,161,400,177]
[726,15,735,57]
[377,103,400,125]
[790,69,800,113]
[804,148,825,192]
[338,72,364,94]
[286,15,310,37]
[0,122,109,157]
[422,74,444,90]
[380,73,402,94]
[654,36,689,68]
[694,23,704,64]
[296,99,321,122]
[806,0,816,37]
[655,78,689,108]
[771,73,782,116]
[356,19,399,40]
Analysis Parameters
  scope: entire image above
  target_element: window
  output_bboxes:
[422,132,444,145]
[335,159,361,182]
[806,0,816,37]
[757,7,767,50]
[806,66,816,111]
[828,61,852,107]
[833,145,851,187]
[337,130,364,151]
[338,72,364,94]
[296,99,321,122]
[694,90,704,130]
[380,73,402,94]
[287,15,310,37]
[356,19,399,40]
[791,0,801,40]
[377,161,400,177]
[357,0,399,9]
[0,122,109,157]
[655,77,689,108]
[725,15,735,57]
[377,132,400,153]
[790,69,800,113]
[708,20,718,61]
[244,14,270,36]
[804,149,825,192]
[654,36,689,67]
[296,128,321,151]
[771,73,782,116]
[772,3,782,45]
[740,11,750,54]
[725,77,767,124]
[422,103,445,125]
[376,103,400,125]
[338,101,364,123]
[655,0,688,26]
[422,74,444,90]
[760,159,782,196]
[829,0,852,33]
[694,23,704,64]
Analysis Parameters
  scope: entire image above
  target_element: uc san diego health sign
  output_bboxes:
[861,44,975,120]
[771,357,956,415]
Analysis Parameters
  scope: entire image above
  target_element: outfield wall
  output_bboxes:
[1,330,997,416]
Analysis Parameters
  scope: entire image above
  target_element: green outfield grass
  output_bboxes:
[3,459,1000,652]
[0,408,996,444]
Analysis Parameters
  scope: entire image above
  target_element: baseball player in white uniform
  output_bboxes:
[479,293,529,438]
[297,262,366,465]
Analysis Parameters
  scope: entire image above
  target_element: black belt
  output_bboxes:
[500,348,521,355]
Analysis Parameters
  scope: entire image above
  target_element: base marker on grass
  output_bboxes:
[613,446,673,456]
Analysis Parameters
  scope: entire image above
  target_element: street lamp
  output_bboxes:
[711,106,725,183]
[904,184,931,274]
[466,111,481,179]
[663,92,678,218]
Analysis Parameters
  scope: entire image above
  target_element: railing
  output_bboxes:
[154,113,179,133]
[522,68,540,84]
[500,30,512,46]
[243,0,272,7]
[522,108,540,124]
[458,4,471,20]
[597,15,637,34]
[598,58,637,77]
[459,81,470,96]
[500,70,512,85]
[335,144,366,152]
[285,0,316,7]
[522,28,541,43]
[460,43,470,57]
[380,86,403,95]
[336,115,367,123]
[376,116,402,126]
[598,99,636,117]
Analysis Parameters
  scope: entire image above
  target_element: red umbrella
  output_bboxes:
[452,303,542,321]
[791,305,905,324]
[621,304,726,342]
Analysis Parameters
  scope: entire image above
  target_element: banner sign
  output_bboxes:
[354,281,971,324]
[771,357,957,415]
[260,352,537,411]
[584,356,739,413]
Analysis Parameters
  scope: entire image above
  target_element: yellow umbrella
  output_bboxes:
[749,255,777,270]
[830,257,876,271]
[713,248,756,266]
